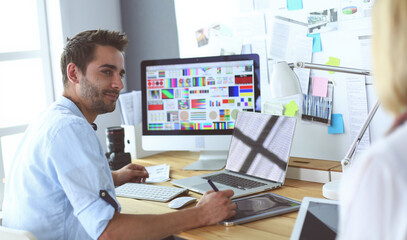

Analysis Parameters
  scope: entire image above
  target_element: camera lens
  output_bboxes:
[106,127,125,153]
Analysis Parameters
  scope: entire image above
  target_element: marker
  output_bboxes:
[207,179,219,192]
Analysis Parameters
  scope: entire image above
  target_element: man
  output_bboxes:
[3,30,236,240]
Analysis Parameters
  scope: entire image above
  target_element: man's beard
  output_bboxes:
[81,76,119,114]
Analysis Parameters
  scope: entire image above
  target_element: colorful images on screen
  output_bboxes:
[145,60,256,131]
[161,89,174,99]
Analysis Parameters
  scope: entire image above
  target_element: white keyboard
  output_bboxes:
[115,183,189,202]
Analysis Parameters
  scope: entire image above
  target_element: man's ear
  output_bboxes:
[67,62,80,84]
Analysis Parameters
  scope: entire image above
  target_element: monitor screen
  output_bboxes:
[140,54,261,159]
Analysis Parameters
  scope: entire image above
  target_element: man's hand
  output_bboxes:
[111,163,149,187]
[196,189,237,225]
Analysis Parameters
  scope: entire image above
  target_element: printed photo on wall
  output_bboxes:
[301,77,334,125]
[308,8,338,34]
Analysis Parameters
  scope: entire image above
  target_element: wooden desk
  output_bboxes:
[118,151,324,240]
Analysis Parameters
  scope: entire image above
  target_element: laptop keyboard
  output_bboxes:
[203,173,266,190]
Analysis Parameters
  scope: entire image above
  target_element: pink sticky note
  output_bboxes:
[312,77,328,97]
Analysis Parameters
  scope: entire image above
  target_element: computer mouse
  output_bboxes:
[168,196,197,209]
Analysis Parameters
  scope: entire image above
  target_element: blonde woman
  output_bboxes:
[338,0,407,239]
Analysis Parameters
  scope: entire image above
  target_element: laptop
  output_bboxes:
[171,111,297,199]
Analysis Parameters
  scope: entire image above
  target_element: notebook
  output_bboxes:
[171,112,297,199]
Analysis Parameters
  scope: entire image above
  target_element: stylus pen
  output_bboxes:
[207,179,219,192]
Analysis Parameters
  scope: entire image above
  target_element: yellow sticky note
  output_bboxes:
[325,57,340,74]
[284,100,299,117]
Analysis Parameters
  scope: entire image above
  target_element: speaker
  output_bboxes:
[122,124,162,159]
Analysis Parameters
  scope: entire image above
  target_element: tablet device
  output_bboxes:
[220,192,300,226]
[290,197,339,240]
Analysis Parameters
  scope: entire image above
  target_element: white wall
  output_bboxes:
[59,0,124,152]
[173,0,392,161]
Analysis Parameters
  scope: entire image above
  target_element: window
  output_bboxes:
[0,0,61,207]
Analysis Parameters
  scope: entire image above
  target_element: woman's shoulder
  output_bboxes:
[354,123,407,182]
[343,123,407,186]
[373,123,407,166]
[365,122,407,157]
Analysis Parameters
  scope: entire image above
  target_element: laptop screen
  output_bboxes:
[225,112,296,183]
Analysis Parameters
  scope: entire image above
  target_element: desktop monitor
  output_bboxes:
[141,54,261,170]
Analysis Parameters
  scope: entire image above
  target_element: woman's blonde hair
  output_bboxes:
[372,0,407,115]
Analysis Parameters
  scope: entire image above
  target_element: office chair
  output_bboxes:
[0,226,37,240]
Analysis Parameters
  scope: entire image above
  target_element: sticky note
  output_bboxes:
[284,100,299,117]
[307,33,322,52]
[312,77,329,97]
[325,57,340,74]
[287,0,303,10]
[328,114,344,134]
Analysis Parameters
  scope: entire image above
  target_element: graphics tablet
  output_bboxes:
[290,197,339,240]
[220,192,300,226]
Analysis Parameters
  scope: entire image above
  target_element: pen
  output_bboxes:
[207,179,219,192]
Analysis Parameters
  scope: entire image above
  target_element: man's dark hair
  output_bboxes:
[60,29,128,87]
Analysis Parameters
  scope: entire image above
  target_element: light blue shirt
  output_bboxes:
[3,97,120,239]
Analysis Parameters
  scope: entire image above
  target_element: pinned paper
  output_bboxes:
[307,33,322,52]
[287,0,303,10]
[263,101,284,116]
[312,77,329,97]
[325,57,340,74]
[284,100,299,117]
[328,114,344,134]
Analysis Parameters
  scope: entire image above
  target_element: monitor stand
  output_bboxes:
[183,151,228,171]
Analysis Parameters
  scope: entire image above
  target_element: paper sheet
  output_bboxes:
[250,38,269,100]
[118,90,142,126]
[269,16,308,60]
[358,35,372,70]
[118,91,135,125]
[265,94,303,116]
[346,76,370,155]
[145,164,170,183]
[233,12,266,37]
[133,91,142,125]
[263,101,284,116]
[269,16,312,94]
[338,0,374,31]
